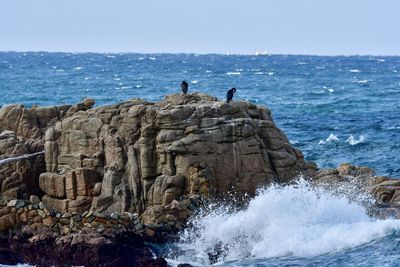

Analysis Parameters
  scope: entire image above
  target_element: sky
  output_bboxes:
[1,0,400,55]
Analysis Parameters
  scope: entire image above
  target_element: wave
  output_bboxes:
[346,134,365,145]
[318,133,339,145]
[319,134,366,146]
[352,80,369,84]
[167,180,400,266]
[226,72,241,75]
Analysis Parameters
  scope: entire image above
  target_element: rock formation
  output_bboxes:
[0,99,95,200]
[39,93,314,222]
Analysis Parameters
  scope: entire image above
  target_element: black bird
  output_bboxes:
[181,81,189,94]
[226,88,236,103]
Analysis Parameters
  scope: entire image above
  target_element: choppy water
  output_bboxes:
[1,52,400,266]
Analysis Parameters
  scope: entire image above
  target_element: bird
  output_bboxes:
[181,81,189,95]
[226,88,236,103]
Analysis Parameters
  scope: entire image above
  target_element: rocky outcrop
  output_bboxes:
[0,93,316,265]
[0,99,96,201]
[40,93,314,221]
[0,99,95,140]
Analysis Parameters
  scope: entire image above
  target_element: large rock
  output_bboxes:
[42,93,314,215]
[39,173,66,198]
[0,99,96,201]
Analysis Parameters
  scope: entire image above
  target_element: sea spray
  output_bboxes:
[168,180,400,266]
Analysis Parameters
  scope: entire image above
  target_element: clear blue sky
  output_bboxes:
[1,0,400,55]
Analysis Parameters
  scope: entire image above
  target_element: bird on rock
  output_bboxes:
[226,88,236,103]
[181,81,189,95]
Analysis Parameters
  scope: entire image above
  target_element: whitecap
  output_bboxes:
[377,59,385,62]
[148,57,156,60]
[316,66,325,69]
[350,69,361,73]
[328,88,334,93]
[268,72,274,76]
[191,80,199,84]
[346,134,365,145]
[318,133,339,145]
[353,80,369,84]
[227,72,241,75]
[74,66,83,70]
[254,72,264,75]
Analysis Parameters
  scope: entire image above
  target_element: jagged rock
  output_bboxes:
[41,93,312,216]
[0,104,70,140]
[0,98,97,201]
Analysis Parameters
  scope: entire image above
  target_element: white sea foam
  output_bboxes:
[353,80,369,84]
[191,80,199,84]
[346,134,365,145]
[227,72,241,75]
[169,180,400,266]
[350,69,361,73]
[318,134,339,145]
[74,66,83,70]
[268,72,274,76]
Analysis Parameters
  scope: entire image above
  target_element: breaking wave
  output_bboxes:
[346,134,366,145]
[318,133,339,145]
[319,134,366,146]
[167,180,400,266]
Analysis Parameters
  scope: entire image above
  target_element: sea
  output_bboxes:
[1,52,400,266]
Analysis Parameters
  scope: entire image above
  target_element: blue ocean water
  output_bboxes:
[1,52,400,266]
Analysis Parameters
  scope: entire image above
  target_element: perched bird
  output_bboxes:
[181,81,189,94]
[226,88,236,103]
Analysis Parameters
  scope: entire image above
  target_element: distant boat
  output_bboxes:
[255,50,270,56]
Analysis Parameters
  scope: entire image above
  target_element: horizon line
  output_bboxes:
[0,49,399,58]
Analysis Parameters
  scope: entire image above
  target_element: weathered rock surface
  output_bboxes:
[0,130,45,199]
[40,93,314,221]
[0,99,96,201]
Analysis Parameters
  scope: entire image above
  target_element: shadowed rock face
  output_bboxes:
[41,93,315,216]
